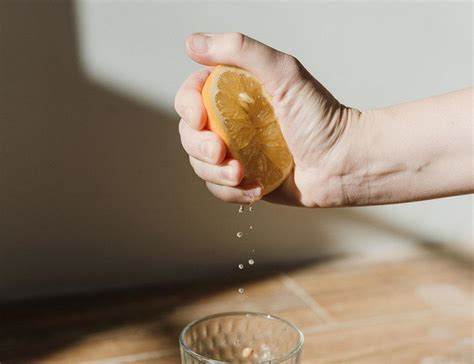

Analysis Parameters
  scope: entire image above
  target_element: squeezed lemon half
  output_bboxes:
[202,65,293,195]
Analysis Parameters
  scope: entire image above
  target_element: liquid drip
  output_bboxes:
[248,259,255,265]
[238,264,244,270]
[238,288,245,294]
[242,347,254,358]
[236,231,243,238]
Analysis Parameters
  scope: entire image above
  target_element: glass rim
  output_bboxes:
[179,311,304,363]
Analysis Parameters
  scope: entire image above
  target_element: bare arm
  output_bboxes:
[176,33,472,207]
[343,88,473,205]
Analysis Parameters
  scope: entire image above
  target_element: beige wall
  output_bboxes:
[0,1,472,301]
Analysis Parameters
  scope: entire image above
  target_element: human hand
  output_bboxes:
[175,32,361,207]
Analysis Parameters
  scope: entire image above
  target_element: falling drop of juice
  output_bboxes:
[242,347,253,358]
[249,204,254,212]
[236,231,243,238]
[238,288,245,294]
[238,264,244,270]
[238,204,244,213]
[248,259,254,265]
[249,225,253,230]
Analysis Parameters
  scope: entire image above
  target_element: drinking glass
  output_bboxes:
[179,312,304,363]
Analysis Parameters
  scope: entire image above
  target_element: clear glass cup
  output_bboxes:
[179,312,304,363]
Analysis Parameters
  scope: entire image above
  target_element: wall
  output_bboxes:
[0,0,472,301]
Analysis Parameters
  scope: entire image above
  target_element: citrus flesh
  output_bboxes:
[202,65,293,195]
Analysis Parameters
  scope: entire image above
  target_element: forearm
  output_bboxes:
[343,88,473,205]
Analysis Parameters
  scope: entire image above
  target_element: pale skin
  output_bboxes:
[175,32,473,207]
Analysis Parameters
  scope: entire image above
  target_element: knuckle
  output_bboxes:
[189,156,199,173]
[178,119,186,133]
[234,166,244,184]
[219,166,230,181]
[178,123,189,149]
[209,131,220,143]
[208,150,220,165]
[282,54,301,76]
[174,89,185,115]
[224,165,240,185]
[208,134,225,163]
[229,32,246,54]
[228,174,239,186]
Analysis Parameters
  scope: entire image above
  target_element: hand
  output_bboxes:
[175,32,362,207]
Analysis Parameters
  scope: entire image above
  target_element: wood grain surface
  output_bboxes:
[1,242,472,363]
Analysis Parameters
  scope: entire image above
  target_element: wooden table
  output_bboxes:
[1,242,472,363]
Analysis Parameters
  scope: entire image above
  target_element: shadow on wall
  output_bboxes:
[0,0,195,298]
[0,0,342,301]
[0,1,470,361]
[1,1,464,303]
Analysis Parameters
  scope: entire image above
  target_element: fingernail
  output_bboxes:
[222,166,235,181]
[201,142,214,160]
[189,34,211,54]
[244,187,262,198]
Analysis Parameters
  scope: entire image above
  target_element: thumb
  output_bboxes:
[185,32,297,92]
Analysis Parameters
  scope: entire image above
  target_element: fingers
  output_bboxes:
[178,33,298,203]
[174,68,210,130]
[179,118,253,198]
[185,32,297,89]
[190,157,243,187]
[178,119,226,164]
[206,182,263,204]
[179,119,244,188]
[178,119,262,202]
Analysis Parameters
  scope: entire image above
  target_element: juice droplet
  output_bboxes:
[251,249,255,253]
[249,225,253,230]
[249,205,254,212]
[238,264,244,270]
[238,288,245,294]
[242,347,253,358]
[248,259,254,265]
[238,204,244,213]
[236,231,243,238]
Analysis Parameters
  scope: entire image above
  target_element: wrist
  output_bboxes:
[320,89,473,207]
[339,107,417,206]
[301,105,366,208]
[334,106,371,206]
[340,106,437,206]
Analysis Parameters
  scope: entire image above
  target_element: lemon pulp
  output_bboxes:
[203,66,293,195]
